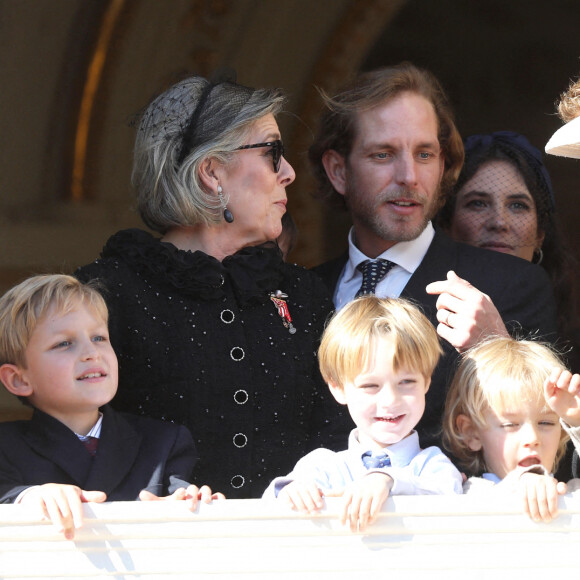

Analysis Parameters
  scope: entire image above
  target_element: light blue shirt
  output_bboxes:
[262,429,463,498]
[333,223,435,310]
[481,473,502,484]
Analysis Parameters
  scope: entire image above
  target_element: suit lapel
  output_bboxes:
[401,231,459,324]
[86,406,142,494]
[23,410,94,485]
[312,252,348,296]
[317,231,461,325]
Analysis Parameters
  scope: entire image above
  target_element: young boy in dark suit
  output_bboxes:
[0,274,222,539]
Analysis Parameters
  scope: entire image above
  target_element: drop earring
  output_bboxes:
[217,185,234,223]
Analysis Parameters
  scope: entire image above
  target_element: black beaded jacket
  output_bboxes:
[76,229,352,498]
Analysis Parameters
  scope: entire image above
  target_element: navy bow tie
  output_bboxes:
[362,451,391,469]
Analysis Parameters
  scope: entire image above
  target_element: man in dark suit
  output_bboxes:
[309,63,557,448]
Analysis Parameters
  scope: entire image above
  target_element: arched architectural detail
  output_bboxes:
[74,0,238,203]
[289,0,407,265]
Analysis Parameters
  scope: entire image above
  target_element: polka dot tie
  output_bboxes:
[355,259,395,298]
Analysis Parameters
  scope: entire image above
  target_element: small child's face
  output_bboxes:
[330,337,429,450]
[475,400,561,478]
[18,303,118,421]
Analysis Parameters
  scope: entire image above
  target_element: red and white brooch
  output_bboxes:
[269,290,296,334]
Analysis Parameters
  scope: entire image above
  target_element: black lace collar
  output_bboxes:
[100,229,286,304]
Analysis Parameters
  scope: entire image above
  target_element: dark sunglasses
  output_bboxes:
[236,140,285,173]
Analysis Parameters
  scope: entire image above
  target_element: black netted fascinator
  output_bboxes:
[463,131,555,212]
[436,130,555,261]
[135,70,256,166]
[176,79,255,165]
[439,131,555,234]
[131,71,286,234]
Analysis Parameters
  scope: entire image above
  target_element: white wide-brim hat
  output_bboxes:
[545,115,580,158]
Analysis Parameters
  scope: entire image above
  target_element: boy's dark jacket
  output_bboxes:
[0,404,197,503]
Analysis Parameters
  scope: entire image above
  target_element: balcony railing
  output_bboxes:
[2,494,580,578]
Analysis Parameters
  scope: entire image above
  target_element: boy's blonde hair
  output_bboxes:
[443,336,569,475]
[0,274,108,368]
[318,296,442,389]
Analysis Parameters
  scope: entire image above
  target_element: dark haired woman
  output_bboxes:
[438,132,577,356]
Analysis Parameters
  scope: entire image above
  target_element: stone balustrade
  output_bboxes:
[2,494,580,578]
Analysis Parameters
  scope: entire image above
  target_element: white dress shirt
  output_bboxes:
[334,222,435,310]
[75,412,103,441]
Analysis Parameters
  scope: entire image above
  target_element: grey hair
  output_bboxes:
[132,76,286,233]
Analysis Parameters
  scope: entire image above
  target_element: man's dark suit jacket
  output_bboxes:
[0,405,197,503]
[313,230,558,449]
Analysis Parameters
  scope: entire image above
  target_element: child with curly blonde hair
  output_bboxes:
[443,336,580,522]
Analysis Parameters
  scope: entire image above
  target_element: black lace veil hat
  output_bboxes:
[438,131,555,259]
[135,70,256,168]
[131,71,285,233]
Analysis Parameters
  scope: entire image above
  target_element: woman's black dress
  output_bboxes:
[76,229,351,498]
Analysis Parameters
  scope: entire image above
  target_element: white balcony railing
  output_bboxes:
[2,494,580,579]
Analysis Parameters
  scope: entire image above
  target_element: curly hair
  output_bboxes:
[443,337,569,476]
[557,77,580,123]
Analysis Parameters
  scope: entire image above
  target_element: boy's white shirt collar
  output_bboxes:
[482,464,551,485]
[349,428,422,468]
[75,412,103,440]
